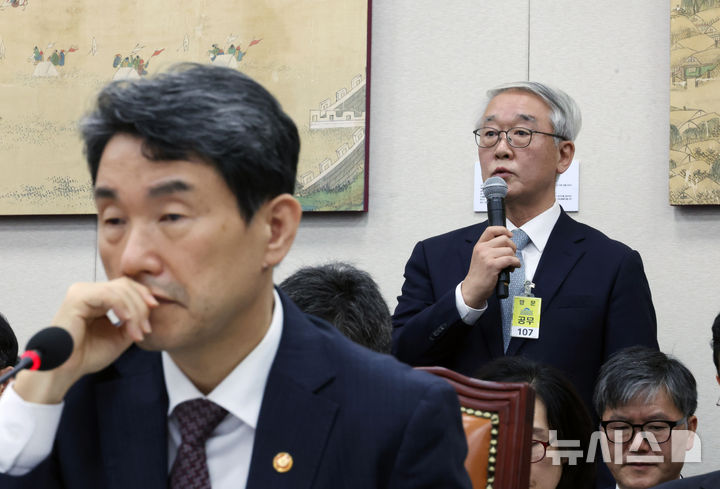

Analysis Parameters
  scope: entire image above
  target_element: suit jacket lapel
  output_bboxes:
[463,222,505,358]
[246,291,339,489]
[531,210,586,307]
[506,211,585,355]
[95,348,168,489]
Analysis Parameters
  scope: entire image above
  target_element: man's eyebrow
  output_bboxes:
[605,412,674,422]
[148,180,194,198]
[93,180,194,201]
[94,187,116,200]
[483,113,537,123]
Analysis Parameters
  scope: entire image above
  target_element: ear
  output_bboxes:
[555,140,575,175]
[262,193,302,269]
[685,415,698,450]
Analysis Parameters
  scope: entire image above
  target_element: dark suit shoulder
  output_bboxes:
[265,294,472,488]
[556,212,636,254]
[305,312,457,400]
[419,222,486,249]
[652,470,720,488]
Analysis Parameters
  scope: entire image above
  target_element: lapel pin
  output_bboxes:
[273,452,293,473]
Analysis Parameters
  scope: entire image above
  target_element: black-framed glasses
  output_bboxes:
[600,417,688,444]
[473,127,566,148]
[531,439,551,463]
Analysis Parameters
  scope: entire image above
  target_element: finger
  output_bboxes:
[479,226,513,242]
[130,280,160,333]
[75,280,149,342]
[106,280,154,340]
[472,238,517,261]
[475,253,521,274]
[497,256,522,271]
[124,278,160,309]
[485,234,517,252]
[97,291,143,342]
[119,278,158,335]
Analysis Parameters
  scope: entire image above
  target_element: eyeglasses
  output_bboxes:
[600,417,688,444]
[473,127,566,148]
[531,439,551,463]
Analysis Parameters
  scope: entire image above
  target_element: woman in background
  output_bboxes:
[475,356,595,489]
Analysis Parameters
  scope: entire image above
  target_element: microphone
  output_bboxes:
[0,327,74,385]
[482,176,510,299]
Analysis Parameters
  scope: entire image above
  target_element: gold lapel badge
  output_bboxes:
[273,452,293,473]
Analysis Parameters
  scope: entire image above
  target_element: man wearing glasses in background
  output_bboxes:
[392,81,658,417]
[594,346,698,489]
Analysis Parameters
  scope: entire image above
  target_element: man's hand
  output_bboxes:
[14,278,158,404]
[461,226,521,308]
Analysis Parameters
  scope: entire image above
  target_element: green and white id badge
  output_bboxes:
[511,281,541,340]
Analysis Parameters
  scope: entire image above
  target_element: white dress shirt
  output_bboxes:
[456,201,561,324]
[0,289,283,489]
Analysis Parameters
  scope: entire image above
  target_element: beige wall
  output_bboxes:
[2,0,718,476]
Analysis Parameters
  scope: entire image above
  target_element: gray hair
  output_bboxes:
[593,346,697,418]
[477,81,582,142]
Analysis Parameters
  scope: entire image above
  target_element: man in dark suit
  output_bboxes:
[653,472,720,489]
[392,81,658,412]
[594,347,698,489]
[0,64,471,489]
[651,312,720,489]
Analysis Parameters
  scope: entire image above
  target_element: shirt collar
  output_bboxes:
[163,288,283,430]
[506,201,561,253]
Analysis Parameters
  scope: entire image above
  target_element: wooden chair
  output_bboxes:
[418,366,535,489]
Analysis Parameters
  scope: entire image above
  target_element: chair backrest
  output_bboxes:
[418,366,535,489]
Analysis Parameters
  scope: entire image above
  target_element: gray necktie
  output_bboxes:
[500,228,530,353]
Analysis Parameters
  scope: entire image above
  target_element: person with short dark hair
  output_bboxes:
[651,312,720,489]
[594,346,698,489]
[0,313,18,395]
[476,356,596,489]
[0,63,471,489]
[280,262,392,353]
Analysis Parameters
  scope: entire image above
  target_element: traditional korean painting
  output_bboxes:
[670,0,720,204]
[0,0,369,214]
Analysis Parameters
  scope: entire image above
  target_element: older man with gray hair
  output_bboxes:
[594,346,698,489]
[392,81,658,416]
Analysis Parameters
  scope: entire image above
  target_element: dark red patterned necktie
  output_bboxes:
[169,398,229,489]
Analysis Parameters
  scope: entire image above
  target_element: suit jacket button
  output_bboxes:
[430,323,447,339]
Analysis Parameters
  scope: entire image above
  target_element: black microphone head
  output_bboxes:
[25,326,74,371]
[482,176,508,200]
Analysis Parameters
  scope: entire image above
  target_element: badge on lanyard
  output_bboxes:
[511,281,541,339]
